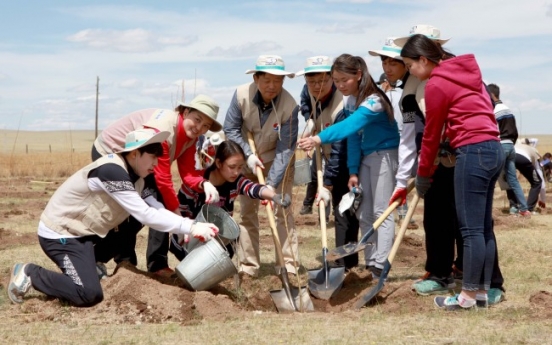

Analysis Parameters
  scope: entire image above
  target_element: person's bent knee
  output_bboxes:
[75,286,104,307]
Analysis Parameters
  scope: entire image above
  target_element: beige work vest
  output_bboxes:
[236,82,297,163]
[308,90,343,160]
[40,154,145,238]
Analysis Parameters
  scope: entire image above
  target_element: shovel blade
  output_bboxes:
[326,242,371,262]
[270,287,314,313]
[307,266,345,300]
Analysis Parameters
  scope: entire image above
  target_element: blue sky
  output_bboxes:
[1,0,551,134]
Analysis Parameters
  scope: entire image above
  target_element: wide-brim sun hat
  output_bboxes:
[393,24,451,47]
[368,37,403,60]
[178,94,222,132]
[295,55,332,77]
[117,128,170,153]
[245,55,295,78]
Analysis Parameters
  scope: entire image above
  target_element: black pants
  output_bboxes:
[303,156,318,207]
[331,171,360,269]
[423,164,461,277]
[27,236,103,307]
[506,154,542,211]
[425,164,505,290]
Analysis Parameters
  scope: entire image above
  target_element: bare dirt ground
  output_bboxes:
[1,176,552,327]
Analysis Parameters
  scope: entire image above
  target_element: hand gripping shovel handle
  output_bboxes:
[246,132,298,311]
[353,194,420,309]
[326,178,415,261]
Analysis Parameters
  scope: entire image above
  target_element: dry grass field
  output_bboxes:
[1,130,552,345]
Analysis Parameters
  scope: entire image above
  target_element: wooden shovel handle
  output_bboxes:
[246,132,286,267]
[315,147,328,248]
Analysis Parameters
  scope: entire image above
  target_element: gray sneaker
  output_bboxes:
[299,205,313,215]
[96,262,108,280]
[8,263,32,304]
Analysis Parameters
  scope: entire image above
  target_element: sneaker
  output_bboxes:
[412,274,456,296]
[518,210,531,218]
[8,263,32,304]
[152,267,176,278]
[96,262,108,280]
[509,206,519,215]
[434,294,476,311]
[299,205,313,215]
[487,288,505,305]
[366,265,383,279]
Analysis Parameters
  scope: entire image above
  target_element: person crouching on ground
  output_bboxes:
[171,140,292,260]
[7,129,219,307]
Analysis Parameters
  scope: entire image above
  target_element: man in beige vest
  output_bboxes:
[223,55,299,278]
[295,56,360,270]
[8,129,218,307]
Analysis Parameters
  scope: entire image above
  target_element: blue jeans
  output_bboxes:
[502,142,528,212]
[454,140,504,291]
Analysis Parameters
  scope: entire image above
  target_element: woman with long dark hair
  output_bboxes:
[401,34,505,310]
[298,54,400,279]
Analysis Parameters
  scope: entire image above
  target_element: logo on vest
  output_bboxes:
[273,123,279,131]
[154,110,166,119]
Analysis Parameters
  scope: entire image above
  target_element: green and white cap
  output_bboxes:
[368,37,403,60]
[295,56,332,76]
[394,24,450,47]
[117,128,169,153]
[245,55,294,77]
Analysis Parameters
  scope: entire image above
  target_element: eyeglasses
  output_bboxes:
[305,78,332,87]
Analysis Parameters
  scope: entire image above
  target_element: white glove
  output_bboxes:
[304,119,315,137]
[190,222,219,242]
[315,186,331,206]
[247,154,265,173]
[203,181,220,204]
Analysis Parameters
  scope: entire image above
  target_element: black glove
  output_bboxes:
[272,193,291,208]
[415,175,432,199]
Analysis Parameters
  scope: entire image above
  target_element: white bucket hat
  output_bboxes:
[245,55,295,77]
[368,37,403,60]
[295,56,332,76]
[118,128,170,153]
[394,24,451,47]
[178,94,222,132]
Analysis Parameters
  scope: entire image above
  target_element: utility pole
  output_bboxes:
[95,76,99,139]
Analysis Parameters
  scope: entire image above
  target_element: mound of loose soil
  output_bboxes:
[2,232,431,324]
[529,291,552,318]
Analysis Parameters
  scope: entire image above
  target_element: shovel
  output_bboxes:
[354,194,420,309]
[307,148,345,300]
[326,178,415,262]
[246,132,314,313]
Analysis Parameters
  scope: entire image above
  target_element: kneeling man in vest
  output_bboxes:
[8,129,218,307]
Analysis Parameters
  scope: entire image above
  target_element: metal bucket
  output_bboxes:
[185,204,240,253]
[175,238,237,291]
[294,158,312,185]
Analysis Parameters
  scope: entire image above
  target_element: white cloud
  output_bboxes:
[326,0,374,3]
[206,41,283,58]
[118,79,143,89]
[66,28,197,53]
[315,22,373,34]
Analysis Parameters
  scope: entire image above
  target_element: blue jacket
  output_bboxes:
[318,94,399,175]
